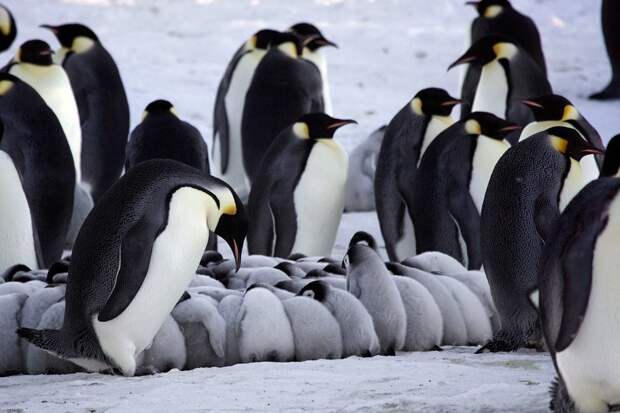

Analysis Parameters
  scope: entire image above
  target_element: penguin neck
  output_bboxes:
[418,115,454,166]
[469,135,511,213]
[559,158,590,212]
[472,60,509,118]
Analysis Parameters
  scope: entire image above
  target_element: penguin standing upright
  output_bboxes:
[213,29,279,200]
[375,88,461,261]
[413,112,518,269]
[42,23,130,203]
[479,127,602,352]
[538,145,620,411]
[248,113,354,258]
[0,5,16,53]
[591,0,620,100]
[0,73,75,269]
[242,31,324,182]
[18,160,248,376]
[289,22,337,115]
[461,0,546,117]
[449,35,551,125]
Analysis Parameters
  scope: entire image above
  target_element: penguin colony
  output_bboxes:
[1,1,620,411]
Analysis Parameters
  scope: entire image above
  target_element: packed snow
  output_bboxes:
[0,0,615,411]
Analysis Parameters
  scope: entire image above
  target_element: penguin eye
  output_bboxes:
[303,290,315,299]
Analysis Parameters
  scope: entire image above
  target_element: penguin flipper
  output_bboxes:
[447,182,482,270]
[533,195,560,242]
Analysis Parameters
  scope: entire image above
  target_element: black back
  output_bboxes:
[0,6,16,53]
[505,52,552,125]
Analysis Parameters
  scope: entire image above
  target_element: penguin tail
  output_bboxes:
[17,328,64,356]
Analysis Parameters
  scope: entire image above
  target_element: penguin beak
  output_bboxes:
[315,36,338,48]
[582,147,605,156]
[440,99,464,107]
[326,119,357,130]
[498,125,522,133]
[40,24,59,35]
[447,53,478,71]
[214,212,247,272]
[231,239,241,272]
[521,99,545,109]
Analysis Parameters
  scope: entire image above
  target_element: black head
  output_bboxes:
[448,35,516,70]
[547,126,604,161]
[213,189,248,271]
[465,112,521,140]
[289,22,337,50]
[40,23,98,49]
[601,135,620,177]
[293,113,357,139]
[17,39,54,66]
[272,31,306,58]
[465,0,511,17]
[521,95,578,122]
[142,99,177,120]
[411,88,462,117]
[251,28,279,50]
[0,5,17,52]
[348,231,377,251]
[298,280,329,302]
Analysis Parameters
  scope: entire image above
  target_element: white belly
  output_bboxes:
[469,136,511,213]
[9,64,82,181]
[92,188,212,375]
[417,115,454,167]
[472,60,508,119]
[0,151,38,270]
[556,194,620,411]
[217,50,265,198]
[292,140,348,257]
[559,159,591,212]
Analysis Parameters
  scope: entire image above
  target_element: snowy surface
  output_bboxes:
[0,0,612,410]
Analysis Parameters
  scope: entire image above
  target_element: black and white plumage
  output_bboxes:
[0,5,16,53]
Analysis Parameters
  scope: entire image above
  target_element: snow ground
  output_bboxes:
[0,0,611,411]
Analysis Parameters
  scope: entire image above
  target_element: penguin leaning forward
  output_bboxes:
[479,127,602,352]
[18,159,248,376]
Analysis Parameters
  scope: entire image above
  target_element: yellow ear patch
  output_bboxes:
[465,119,482,135]
[0,8,11,36]
[410,97,423,115]
[141,111,148,121]
[484,5,503,18]
[493,42,517,60]
[222,201,237,215]
[278,42,298,58]
[550,136,568,154]
[293,122,310,139]
[169,106,179,118]
[0,79,13,95]
[562,105,579,121]
[71,36,95,54]
[248,35,257,50]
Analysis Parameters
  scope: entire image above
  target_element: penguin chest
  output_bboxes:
[92,188,212,372]
[469,136,511,213]
[0,151,38,269]
[556,195,620,406]
[559,159,590,212]
[291,140,348,257]
[472,60,508,119]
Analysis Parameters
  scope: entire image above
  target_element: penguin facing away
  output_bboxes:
[18,160,248,376]
[42,23,130,203]
[590,0,620,100]
[213,28,279,200]
[0,5,16,53]
[248,113,354,258]
[375,88,461,261]
[479,127,602,352]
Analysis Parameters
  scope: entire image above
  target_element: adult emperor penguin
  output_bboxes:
[461,0,546,117]
[242,31,324,182]
[375,88,461,261]
[0,5,16,53]
[521,94,604,180]
[345,232,406,355]
[479,127,602,352]
[591,0,620,100]
[247,113,354,258]
[289,22,337,115]
[449,35,551,126]
[18,159,248,376]
[413,113,518,269]
[0,73,75,269]
[213,28,279,200]
[538,157,620,412]
[41,23,130,203]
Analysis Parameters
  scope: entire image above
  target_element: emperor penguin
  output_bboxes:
[402,251,467,275]
[0,73,75,269]
[538,160,620,412]
[213,28,279,200]
[17,159,248,376]
[602,135,620,177]
[218,294,243,366]
[449,35,551,126]
[413,113,518,269]
[242,31,324,182]
[590,0,620,100]
[0,5,16,53]
[479,127,602,352]
[289,22,337,115]
[299,280,380,358]
[138,315,187,374]
[461,0,546,118]
[375,88,462,261]
[247,113,354,258]
[42,23,130,203]
[344,232,406,355]
[521,94,604,180]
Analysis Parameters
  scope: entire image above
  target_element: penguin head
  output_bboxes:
[522,95,580,122]
[289,22,337,51]
[272,31,306,59]
[547,127,604,161]
[448,35,517,70]
[410,88,462,117]
[15,40,54,66]
[248,28,279,51]
[40,23,98,53]
[212,186,248,272]
[298,280,329,302]
[466,0,511,18]
[601,135,620,177]
[464,112,521,140]
[0,5,16,51]
[292,113,357,140]
[343,231,379,271]
[141,99,179,121]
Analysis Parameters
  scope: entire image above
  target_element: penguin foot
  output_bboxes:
[475,339,520,354]
[549,377,576,412]
[134,365,160,376]
[431,345,443,352]
[590,80,620,100]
